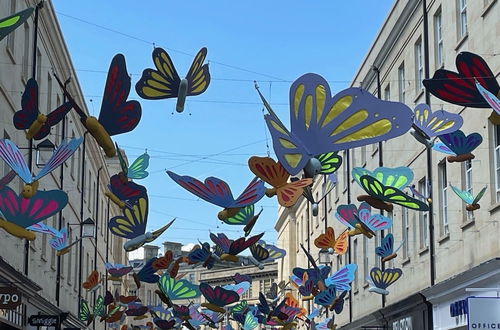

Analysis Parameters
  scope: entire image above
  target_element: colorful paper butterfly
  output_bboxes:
[125,302,149,319]
[314,227,348,255]
[199,283,240,313]
[157,273,201,301]
[133,257,159,288]
[188,242,216,269]
[210,232,264,262]
[367,267,402,295]
[352,167,429,212]
[223,281,251,297]
[106,174,147,208]
[242,312,259,330]
[105,263,133,281]
[116,144,150,180]
[230,301,249,316]
[256,73,413,176]
[0,138,82,198]
[82,270,101,292]
[411,103,463,143]
[135,47,211,113]
[303,173,337,216]
[335,202,392,238]
[476,80,500,116]
[222,204,263,237]
[233,273,252,284]
[56,54,141,157]
[26,222,62,237]
[49,227,79,256]
[0,7,34,41]
[423,52,499,109]
[434,130,483,163]
[79,296,105,326]
[314,285,338,307]
[450,184,487,211]
[315,152,343,176]
[151,310,177,330]
[13,78,73,140]
[167,170,266,220]
[248,156,313,207]
[324,264,357,291]
[375,233,405,263]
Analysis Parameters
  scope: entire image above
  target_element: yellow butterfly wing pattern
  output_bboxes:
[108,197,148,239]
[185,47,211,96]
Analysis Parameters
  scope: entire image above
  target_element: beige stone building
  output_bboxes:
[0,0,128,329]
[276,0,500,329]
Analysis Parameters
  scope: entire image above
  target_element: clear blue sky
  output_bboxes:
[52,1,395,249]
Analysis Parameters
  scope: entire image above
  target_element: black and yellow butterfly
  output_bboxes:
[135,47,211,113]
[0,7,34,41]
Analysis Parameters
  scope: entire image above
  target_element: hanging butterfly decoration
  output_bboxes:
[248,156,313,207]
[0,138,82,198]
[432,130,483,163]
[105,174,147,208]
[314,227,348,255]
[116,143,150,180]
[247,240,287,269]
[411,103,463,146]
[49,227,81,256]
[210,232,264,262]
[375,233,405,263]
[423,51,500,123]
[303,174,337,216]
[233,273,252,284]
[26,222,62,237]
[335,202,392,238]
[156,273,200,306]
[352,167,429,212]
[82,270,102,292]
[450,184,487,211]
[314,284,347,313]
[199,283,240,313]
[0,7,34,41]
[166,171,266,220]
[125,302,149,320]
[150,308,178,329]
[188,241,217,269]
[240,311,259,330]
[0,186,68,240]
[367,267,403,295]
[0,170,15,190]
[133,257,160,289]
[256,73,413,177]
[105,263,134,282]
[222,204,263,237]
[79,296,105,326]
[230,301,249,316]
[476,80,500,118]
[13,78,73,140]
[55,54,142,157]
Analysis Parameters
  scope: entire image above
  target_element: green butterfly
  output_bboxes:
[316,152,343,174]
[157,273,200,300]
[222,204,263,236]
[116,143,150,180]
[0,7,34,41]
[450,184,487,211]
[230,300,248,315]
[352,167,429,212]
[79,296,104,326]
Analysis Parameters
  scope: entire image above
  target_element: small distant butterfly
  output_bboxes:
[314,227,348,255]
[367,267,403,295]
[375,233,404,263]
[105,263,133,281]
[433,130,483,163]
[210,232,264,262]
[411,103,463,143]
[167,171,266,220]
[324,264,357,291]
[157,273,200,301]
[82,270,101,292]
[188,242,216,269]
[199,283,240,313]
[79,296,105,326]
[116,144,150,180]
[222,204,263,237]
[248,240,286,269]
[303,174,337,216]
[0,7,34,41]
[49,227,79,256]
[135,47,211,113]
[335,202,392,238]
[450,184,487,211]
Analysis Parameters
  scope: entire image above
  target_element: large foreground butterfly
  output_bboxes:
[136,47,211,113]
[0,138,82,198]
[55,54,141,157]
[0,7,34,41]
[14,78,73,140]
[166,171,266,220]
[256,73,413,176]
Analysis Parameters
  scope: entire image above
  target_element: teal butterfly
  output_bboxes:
[316,152,343,175]
[116,144,150,180]
[352,167,429,212]
[0,7,34,41]
[222,204,263,236]
[157,273,201,300]
[242,312,259,330]
[450,184,487,211]
[230,301,248,315]
[79,296,105,326]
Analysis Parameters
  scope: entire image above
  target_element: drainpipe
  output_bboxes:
[346,150,353,323]
[77,131,89,313]
[93,166,102,330]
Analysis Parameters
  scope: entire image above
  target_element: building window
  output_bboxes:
[242,284,253,299]
[353,239,358,291]
[384,84,390,101]
[438,161,449,235]
[457,0,467,38]
[402,207,410,259]
[418,178,429,249]
[361,145,366,166]
[434,9,444,68]
[495,125,500,202]
[398,63,405,104]
[415,39,424,91]
[363,236,368,285]
[299,216,304,244]
[259,279,272,293]
[343,150,348,191]
[374,232,380,268]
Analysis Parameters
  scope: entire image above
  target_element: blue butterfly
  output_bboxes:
[368,267,403,295]
[324,264,357,291]
[375,233,405,263]
[435,130,482,163]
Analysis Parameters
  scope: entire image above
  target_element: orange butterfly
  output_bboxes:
[152,250,174,270]
[248,156,312,207]
[284,292,307,318]
[82,270,101,291]
[314,227,349,255]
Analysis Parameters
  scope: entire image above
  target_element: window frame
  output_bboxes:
[418,177,429,249]
[398,63,406,104]
[438,160,449,235]
[434,9,444,68]
[415,39,424,91]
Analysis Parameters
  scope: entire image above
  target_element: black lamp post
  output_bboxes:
[35,138,56,167]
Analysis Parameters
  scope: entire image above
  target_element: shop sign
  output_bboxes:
[467,297,500,330]
[0,287,22,310]
[450,299,468,317]
[392,316,412,330]
[28,314,59,327]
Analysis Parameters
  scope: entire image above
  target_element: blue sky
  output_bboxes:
[52,1,395,250]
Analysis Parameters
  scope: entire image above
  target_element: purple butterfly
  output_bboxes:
[210,232,264,261]
[437,130,482,162]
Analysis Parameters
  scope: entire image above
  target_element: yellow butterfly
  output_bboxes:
[135,47,211,113]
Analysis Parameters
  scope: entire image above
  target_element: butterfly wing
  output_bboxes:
[450,184,474,204]
[13,78,39,130]
[210,232,232,253]
[242,311,259,330]
[333,231,349,255]
[98,54,142,136]
[229,233,264,255]
[108,174,147,202]
[314,227,336,249]
[34,138,83,181]
[115,145,129,175]
[324,264,357,291]
[0,7,34,41]
[223,204,254,225]
[370,167,414,190]
[413,104,463,138]
[472,186,488,205]
[136,258,160,283]
[108,197,148,239]
[82,270,100,291]
[423,52,500,108]
[357,209,393,232]
[0,139,32,183]
[375,233,394,258]
[157,274,200,300]
[432,142,456,155]
[316,152,343,174]
[27,222,62,237]
[276,179,313,207]
[265,243,287,261]
[93,296,105,318]
[199,283,240,307]
[438,130,482,155]
[127,152,150,180]
[144,218,176,244]
[0,187,68,228]
[49,227,68,251]
[476,81,500,114]
[250,244,270,262]
[232,177,266,208]
[33,102,73,140]
[185,47,211,96]
[248,156,289,188]
[79,299,92,322]
[335,204,360,229]
[0,170,16,189]
[313,285,336,307]
[370,267,402,290]
[223,281,250,297]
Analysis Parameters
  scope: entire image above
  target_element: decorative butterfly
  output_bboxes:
[233,273,252,284]
[283,292,307,318]
[0,170,15,190]
[200,309,225,328]
[0,186,68,239]
[352,167,429,212]
[314,285,340,308]
[26,222,62,237]
[409,183,432,203]
[105,174,147,208]
[157,273,200,302]
[104,290,137,308]
[335,202,392,238]
[188,242,217,269]
[125,302,149,319]
[13,78,73,140]
[375,233,405,263]
[55,54,141,157]
[79,296,105,326]
[230,301,249,315]
[0,138,82,198]
[105,263,133,281]
[411,103,463,144]
[476,80,500,119]
[256,73,413,176]
[248,156,313,207]
[223,281,251,297]
[0,7,34,41]
[324,264,357,291]
[49,227,80,256]
[116,144,150,180]
[242,312,259,330]
[450,184,487,211]
[247,240,286,269]
[314,227,348,255]
[210,232,264,262]
[315,152,343,176]
[135,47,211,113]
[133,258,159,289]
[82,270,101,292]
[367,267,403,295]
[303,174,337,216]
[199,283,240,313]
[222,204,263,237]
[151,310,177,330]
[433,130,483,163]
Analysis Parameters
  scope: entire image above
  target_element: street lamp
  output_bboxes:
[35,138,55,167]
[81,218,95,238]
[318,249,331,265]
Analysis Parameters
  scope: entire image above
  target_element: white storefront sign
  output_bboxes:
[468,297,500,329]
[393,316,413,330]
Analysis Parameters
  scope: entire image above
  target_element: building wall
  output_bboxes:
[276,0,499,327]
[0,0,128,328]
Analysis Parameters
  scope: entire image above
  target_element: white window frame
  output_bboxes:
[418,178,429,249]
[415,39,424,91]
[398,63,406,104]
[384,84,390,101]
[402,207,410,259]
[439,161,449,235]
[434,10,444,68]
[458,0,468,38]
[363,236,368,285]
[494,125,500,202]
